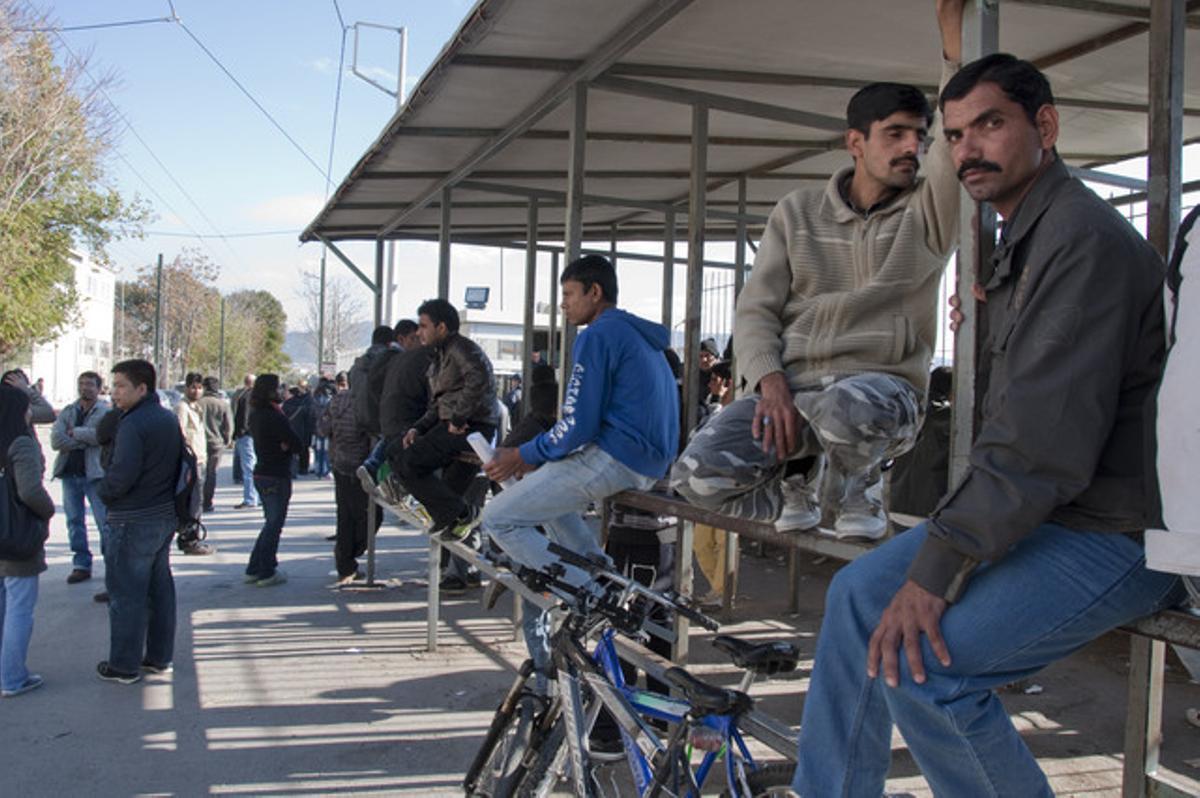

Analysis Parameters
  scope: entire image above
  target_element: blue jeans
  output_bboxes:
[480,445,656,672]
[235,436,258,506]
[103,516,177,673]
[62,475,107,572]
[793,523,1185,797]
[247,475,291,579]
[363,438,387,474]
[0,575,39,692]
[313,437,330,477]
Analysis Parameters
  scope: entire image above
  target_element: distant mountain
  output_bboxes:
[284,320,375,372]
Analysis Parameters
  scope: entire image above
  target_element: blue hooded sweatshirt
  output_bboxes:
[519,308,678,479]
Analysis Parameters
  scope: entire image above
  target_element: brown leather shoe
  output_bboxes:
[93,591,109,603]
[66,569,91,584]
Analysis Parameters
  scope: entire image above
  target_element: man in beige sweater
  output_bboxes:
[672,1,963,541]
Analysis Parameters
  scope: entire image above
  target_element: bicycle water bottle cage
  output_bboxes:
[711,635,801,676]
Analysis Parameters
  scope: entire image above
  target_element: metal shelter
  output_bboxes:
[302,0,1196,437]
[304,3,1194,793]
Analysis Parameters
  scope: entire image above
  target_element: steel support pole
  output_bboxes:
[682,104,708,436]
[373,239,385,327]
[548,251,560,365]
[317,251,327,369]
[949,1,999,485]
[438,186,452,300]
[734,176,748,299]
[662,208,676,330]
[1147,0,1185,261]
[384,242,395,325]
[560,82,587,386]
[522,199,539,418]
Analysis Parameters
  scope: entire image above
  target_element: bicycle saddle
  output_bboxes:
[711,635,801,676]
[663,667,752,716]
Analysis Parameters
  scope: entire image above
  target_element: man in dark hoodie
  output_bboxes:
[95,359,182,685]
[482,255,679,677]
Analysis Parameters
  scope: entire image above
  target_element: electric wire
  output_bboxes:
[176,20,330,182]
[15,16,174,33]
[47,29,246,271]
[147,229,299,239]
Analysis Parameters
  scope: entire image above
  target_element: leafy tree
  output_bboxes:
[0,2,147,356]
[298,269,365,366]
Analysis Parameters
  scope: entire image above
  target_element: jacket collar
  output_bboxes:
[121,391,160,417]
[986,156,1071,288]
[823,166,913,223]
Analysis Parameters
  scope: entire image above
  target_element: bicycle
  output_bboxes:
[463,543,799,797]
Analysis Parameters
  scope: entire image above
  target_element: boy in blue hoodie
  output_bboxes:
[482,255,679,671]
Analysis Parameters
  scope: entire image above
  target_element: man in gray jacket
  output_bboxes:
[195,377,232,512]
[791,52,1185,797]
[50,371,111,584]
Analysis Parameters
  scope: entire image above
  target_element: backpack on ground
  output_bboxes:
[1146,204,1200,607]
[0,465,49,560]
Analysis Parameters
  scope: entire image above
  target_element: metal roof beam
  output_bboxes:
[592,76,846,131]
[1033,0,1200,70]
[388,126,839,148]
[1065,166,1147,190]
[315,236,377,293]
[359,169,834,181]
[457,178,671,212]
[377,0,697,237]
[1005,0,1200,27]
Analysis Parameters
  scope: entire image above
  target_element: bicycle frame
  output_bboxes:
[554,626,762,798]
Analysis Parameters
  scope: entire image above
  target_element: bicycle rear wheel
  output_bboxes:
[721,761,795,798]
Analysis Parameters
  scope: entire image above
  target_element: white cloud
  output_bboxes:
[310,57,335,74]
[244,193,326,226]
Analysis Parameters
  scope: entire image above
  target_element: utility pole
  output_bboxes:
[317,251,327,374]
[154,253,163,387]
[218,295,226,386]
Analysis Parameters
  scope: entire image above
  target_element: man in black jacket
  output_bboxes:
[95,359,182,685]
[391,299,497,540]
[791,53,1185,797]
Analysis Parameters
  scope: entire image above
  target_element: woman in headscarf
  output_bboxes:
[245,375,303,587]
[0,384,55,697]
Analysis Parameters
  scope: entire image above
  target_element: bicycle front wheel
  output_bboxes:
[470,693,544,798]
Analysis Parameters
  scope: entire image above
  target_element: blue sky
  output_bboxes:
[36,1,478,330]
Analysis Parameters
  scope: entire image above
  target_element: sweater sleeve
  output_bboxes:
[519,329,607,465]
[28,390,55,424]
[98,414,144,504]
[9,438,54,520]
[734,198,796,392]
[911,59,962,258]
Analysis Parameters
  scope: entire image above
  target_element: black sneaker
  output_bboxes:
[439,575,469,595]
[96,661,142,684]
[179,540,216,556]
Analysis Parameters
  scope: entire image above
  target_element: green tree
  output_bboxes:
[0,2,147,356]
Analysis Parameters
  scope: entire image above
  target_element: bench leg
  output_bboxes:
[365,497,378,585]
[1122,635,1165,798]
[722,531,739,614]
[672,520,693,664]
[427,538,440,652]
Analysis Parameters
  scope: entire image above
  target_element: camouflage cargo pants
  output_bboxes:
[670,372,922,522]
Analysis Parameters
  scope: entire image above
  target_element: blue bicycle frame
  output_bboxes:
[589,628,761,797]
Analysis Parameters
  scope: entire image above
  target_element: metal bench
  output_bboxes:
[1120,607,1200,797]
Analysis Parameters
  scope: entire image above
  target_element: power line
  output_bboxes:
[176,20,330,182]
[331,0,347,32]
[147,229,299,239]
[16,16,174,33]
[48,30,246,271]
[325,23,349,196]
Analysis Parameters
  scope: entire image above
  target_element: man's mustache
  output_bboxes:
[957,159,1002,179]
[890,156,920,169]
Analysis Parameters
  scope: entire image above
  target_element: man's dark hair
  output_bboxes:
[203,376,221,392]
[939,52,1053,126]
[370,325,394,346]
[561,254,618,304]
[846,82,932,135]
[1,368,27,384]
[394,319,418,338]
[417,298,460,333]
[78,370,103,389]
[250,374,281,409]
[112,359,156,393]
[709,360,732,382]
[185,372,203,387]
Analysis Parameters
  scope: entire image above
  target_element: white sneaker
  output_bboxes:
[835,478,887,541]
[776,475,821,532]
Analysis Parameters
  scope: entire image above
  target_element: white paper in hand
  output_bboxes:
[468,432,516,489]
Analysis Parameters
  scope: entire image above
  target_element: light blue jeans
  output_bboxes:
[62,475,107,572]
[235,436,258,506]
[0,575,40,692]
[480,445,656,673]
[793,523,1185,797]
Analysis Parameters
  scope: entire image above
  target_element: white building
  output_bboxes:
[30,251,116,407]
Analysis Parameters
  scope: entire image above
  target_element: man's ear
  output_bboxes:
[1035,104,1059,152]
[845,128,865,162]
